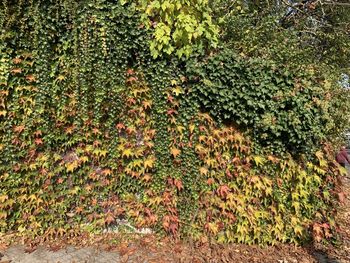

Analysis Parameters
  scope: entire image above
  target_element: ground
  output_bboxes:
[1,167,349,263]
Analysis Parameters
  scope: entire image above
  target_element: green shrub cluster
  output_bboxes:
[0,0,347,245]
[187,50,333,154]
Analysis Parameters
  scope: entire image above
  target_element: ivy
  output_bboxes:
[0,0,346,246]
[187,49,336,155]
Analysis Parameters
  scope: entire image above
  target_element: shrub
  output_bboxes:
[187,49,335,155]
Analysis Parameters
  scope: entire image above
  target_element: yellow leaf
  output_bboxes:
[339,166,348,176]
[56,75,65,82]
[0,211,7,219]
[189,124,195,134]
[253,155,265,166]
[172,86,183,96]
[95,149,108,157]
[315,150,323,160]
[53,153,61,162]
[122,148,133,158]
[29,163,37,170]
[144,157,155,169]
[0,195,8,202]
[18,225,26,233]
[28,194,37,202]
[294,225,304,236]
[207,222,218,235]
[132,159,143,168]
[0,110,6,117]
[176,125,185,134]
[171,147,181,158]
[291,216,299,226]
[80,156,89,163]
[265,187,272,196]
[66,160,79,173]
[149,196,162,206]
[134,147,145,158]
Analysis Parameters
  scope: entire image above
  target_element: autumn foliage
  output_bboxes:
[0,0,347,245]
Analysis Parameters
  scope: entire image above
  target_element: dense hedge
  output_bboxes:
[187,50,333,154]
[0,0,346,244]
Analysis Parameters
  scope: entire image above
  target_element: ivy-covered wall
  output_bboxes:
[0,0,346,244]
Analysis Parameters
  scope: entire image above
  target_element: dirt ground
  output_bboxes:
[1,168,349,263]
[0,237,321,263]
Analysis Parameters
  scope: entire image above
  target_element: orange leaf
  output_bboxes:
[126,97,136,105]
[92,128,100,135]
[13,57,22,64]
[126,76,137,83]
[11,68,22,74]
[105,213,115,225]
[116,123,125,130]
[33,130,42,137]
[163,215,170,230]
[14,125,25,133]
[199,167,208,176]
[171,147,181,158]
[25,75,36,82]
[143,173,152,182]
[142,100,152,109]
[207,178,215,185]
[102,169,112,176]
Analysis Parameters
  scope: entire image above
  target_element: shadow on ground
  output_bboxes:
[312,250,340,263]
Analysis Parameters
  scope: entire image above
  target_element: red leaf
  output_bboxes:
[167,109,177,115]
[174,179,183,191]
[34,138,43,145]
[167,177,173,185]
[217,185,230,199]
[127,68,134,75]
[169,222,178,235]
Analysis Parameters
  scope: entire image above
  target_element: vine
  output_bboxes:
[0,0,346,246]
